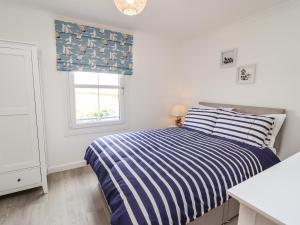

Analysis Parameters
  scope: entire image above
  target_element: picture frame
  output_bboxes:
[237,64,256,84]
[220,48,237,68]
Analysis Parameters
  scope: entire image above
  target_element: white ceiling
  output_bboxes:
[6,0,286,39]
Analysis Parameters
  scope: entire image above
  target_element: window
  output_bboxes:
[68,71,125,128]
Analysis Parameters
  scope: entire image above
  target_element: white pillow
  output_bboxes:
[263,114,286,153]
[198,104,234,111]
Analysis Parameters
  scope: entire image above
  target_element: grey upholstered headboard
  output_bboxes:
[198,102,286,152]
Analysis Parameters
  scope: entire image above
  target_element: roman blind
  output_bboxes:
[55,20,133,75]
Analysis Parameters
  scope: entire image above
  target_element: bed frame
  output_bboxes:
[98,102,286,225]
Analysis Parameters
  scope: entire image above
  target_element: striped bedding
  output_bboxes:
[85,127,280,225]
[183,108,218,134]
[213,110,275,147]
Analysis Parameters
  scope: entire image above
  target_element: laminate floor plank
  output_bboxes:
[0,167,109,225]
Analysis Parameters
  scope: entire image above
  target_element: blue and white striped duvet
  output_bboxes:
[85,127,280,225]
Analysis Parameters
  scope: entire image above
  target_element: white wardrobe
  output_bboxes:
[0,40,48,195]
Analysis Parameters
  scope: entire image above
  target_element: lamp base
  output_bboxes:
[175,117,183,127]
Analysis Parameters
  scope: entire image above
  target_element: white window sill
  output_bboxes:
[64,120,129,137]
[70,118,123,129]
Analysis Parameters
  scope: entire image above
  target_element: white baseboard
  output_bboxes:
[47,160,87,174]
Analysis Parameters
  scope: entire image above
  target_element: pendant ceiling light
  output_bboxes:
[114,0,147,16]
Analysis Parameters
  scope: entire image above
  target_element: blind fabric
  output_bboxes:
[55,20,133,75]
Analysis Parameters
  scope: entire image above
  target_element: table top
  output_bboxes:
[228,152,300,225]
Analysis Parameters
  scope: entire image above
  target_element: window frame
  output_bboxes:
[67,72,126,129]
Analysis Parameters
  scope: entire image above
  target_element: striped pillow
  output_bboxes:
[212,110,275,147]
[183,108,218,134]
[263,114,286,152]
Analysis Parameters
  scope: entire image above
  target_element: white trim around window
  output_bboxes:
[65,72,128,136]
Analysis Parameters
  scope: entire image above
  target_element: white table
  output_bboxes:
[228,152,300,225]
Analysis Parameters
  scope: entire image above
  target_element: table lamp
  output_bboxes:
[171,105,187,127]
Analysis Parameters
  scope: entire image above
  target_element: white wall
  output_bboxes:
[179,1,300,159]
[1,1,299,171]
[0,3,179,171]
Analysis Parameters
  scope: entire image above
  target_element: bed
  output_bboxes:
[85,102,285,225]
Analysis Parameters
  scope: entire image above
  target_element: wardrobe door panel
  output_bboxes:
[0,48,40,173]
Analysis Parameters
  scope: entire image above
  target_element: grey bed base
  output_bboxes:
[97,102,286,225]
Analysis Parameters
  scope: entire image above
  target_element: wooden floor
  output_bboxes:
[0,166,238,225]
[0,166,109,225]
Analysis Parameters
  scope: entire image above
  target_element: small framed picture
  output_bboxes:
[220,48,237,68]
[237,64,256,84]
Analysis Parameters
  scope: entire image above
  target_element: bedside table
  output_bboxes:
[228,152,300,225]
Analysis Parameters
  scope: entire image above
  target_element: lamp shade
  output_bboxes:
[171,105,187,117]
[114,0,147,16]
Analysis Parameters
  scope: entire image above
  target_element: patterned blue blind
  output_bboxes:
[55,20,133,75]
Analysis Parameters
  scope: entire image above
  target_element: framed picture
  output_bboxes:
[237,64,256,84]
[220,48,237,68]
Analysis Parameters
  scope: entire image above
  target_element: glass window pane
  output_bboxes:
[72,72,121,126]
[74,72,98,85]
[75,88,99,123]
[99,73,119,86]
[99,88,120,120]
